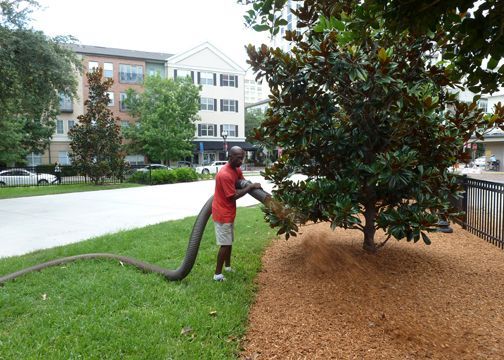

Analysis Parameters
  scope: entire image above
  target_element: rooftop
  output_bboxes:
[69,44,173,62]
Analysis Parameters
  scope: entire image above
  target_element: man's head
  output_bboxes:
[228,146,245,168]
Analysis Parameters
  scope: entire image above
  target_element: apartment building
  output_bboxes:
[244,74,270,106]
[273,0,302,53]
[166,42,250,165]
[461,88,504,163]
[31,42,251,166]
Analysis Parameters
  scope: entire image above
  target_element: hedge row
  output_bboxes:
[128,168,199,185]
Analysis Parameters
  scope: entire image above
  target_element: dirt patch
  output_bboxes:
[241,223,504,359]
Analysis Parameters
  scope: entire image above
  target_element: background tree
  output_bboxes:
[245,107,265,143]
[243,0,504,251]
[69,67,125,185]
[123,76,200,164]
[0,0,80,165]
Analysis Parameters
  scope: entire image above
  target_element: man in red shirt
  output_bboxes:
[212,146,262,281]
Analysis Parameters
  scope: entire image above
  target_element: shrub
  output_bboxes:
[127,171,148,184]
[128,168,198,185]
[173,168,198,182]
[198,173,215,181]
[150,169,177,185]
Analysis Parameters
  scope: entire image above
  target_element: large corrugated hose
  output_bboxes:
[0,180,271,285]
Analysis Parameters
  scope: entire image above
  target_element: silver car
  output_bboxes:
[0,169,57,186]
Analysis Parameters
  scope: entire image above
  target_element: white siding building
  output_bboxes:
[166,42,250,165]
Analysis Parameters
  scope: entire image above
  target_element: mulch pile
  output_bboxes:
[241,223,504,359]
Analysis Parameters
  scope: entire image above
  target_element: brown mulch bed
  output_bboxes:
[241,223,504,359]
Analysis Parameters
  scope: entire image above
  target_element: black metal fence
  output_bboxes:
[0,165,207,187]
[452,176,504,249]
[0,165,139,187]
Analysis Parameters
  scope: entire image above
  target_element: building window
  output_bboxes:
[58,151,70,165]
[26,152,42,166]
[198,123,217,137]
[88,61,98,72]
[199,72,214,85]
[287,13,293,31]
[175,69,191,79]
[59,94,73,112]
[119,64,144,84]
[120,92,128,111]
[200,97,216,111]
[68,120,75,132]
[221,99,238,112]
[221,124,238,137]
[121,120,130,129]
[220,74,238,87]
[104,62,113,78]
[203,153,216,164]
[478,99,488,113]
[56,120,64,134]
[106,92,114,106]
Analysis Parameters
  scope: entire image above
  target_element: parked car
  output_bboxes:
[136,164,172,172]
[176,161,193,168]
[195,161,228,174]
[473,156,487,168]
[0,168,57,186]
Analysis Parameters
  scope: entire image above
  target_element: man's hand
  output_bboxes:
[249,182,262,190]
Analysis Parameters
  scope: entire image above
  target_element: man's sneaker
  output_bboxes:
[224,266,235,273]
[213,273,225,282]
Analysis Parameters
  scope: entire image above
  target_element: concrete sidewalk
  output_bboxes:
[0,176,273,258]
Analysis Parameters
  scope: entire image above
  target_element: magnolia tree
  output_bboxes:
[69,67,126,184]
[242,0,504,252]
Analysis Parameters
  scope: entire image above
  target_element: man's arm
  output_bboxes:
[232,182,262,201]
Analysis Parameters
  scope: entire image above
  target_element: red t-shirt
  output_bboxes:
[212,163,244,223]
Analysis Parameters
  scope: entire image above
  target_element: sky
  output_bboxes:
[30,0,271,72]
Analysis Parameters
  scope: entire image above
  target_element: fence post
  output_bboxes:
[461,175,468,230]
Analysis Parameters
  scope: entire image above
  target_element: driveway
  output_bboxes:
[0,176,273,258]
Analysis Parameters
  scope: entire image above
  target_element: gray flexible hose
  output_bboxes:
[0,182,271,284]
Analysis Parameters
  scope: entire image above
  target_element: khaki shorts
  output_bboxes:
[214,222,234,246]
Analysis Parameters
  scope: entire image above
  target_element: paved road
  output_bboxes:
[467,172,504,183]
[0,176,273,259]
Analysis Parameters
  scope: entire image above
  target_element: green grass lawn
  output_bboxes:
[0,183,142,199]
[0,207,273,359]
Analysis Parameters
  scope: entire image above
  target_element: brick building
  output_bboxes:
[30,42,254,166]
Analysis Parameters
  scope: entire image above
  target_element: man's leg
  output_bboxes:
[225,246,232,268]
[214,222,233,280]
[215,245,231,275]
[224,223,234,269]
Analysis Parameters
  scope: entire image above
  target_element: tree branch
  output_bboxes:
[376,234,392,249]
[419,0,443,13]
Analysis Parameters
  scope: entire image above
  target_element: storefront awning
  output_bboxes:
[192,141,260,151]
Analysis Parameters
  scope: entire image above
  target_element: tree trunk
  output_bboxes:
[363,204,377,253]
